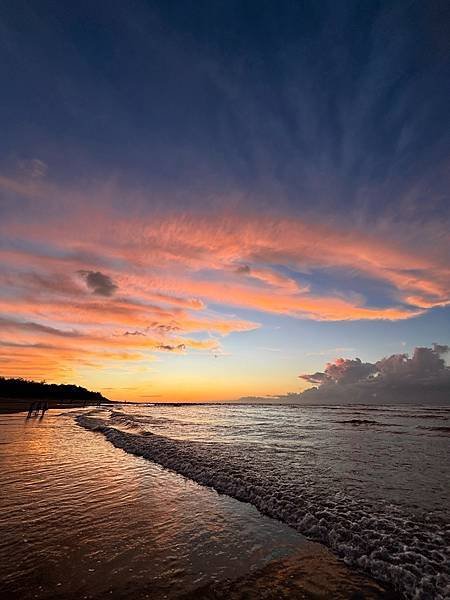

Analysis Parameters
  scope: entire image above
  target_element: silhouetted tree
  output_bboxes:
[0,377,110,403]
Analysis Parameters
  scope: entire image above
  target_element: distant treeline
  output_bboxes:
[0,377,110,403]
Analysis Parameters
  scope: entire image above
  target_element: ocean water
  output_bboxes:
[0,410,312,600]
[77,403,450,599]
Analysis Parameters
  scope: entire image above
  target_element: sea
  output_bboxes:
[1,403,449,599]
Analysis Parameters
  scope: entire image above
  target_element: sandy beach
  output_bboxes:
[0,399,113,414]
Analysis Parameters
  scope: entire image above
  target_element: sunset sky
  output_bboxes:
[1,1,449,401]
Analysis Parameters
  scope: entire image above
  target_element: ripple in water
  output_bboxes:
[78,403,450,599]
[0,412,313,599]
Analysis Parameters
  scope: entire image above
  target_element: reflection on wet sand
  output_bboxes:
[183,543,395,599]
[0,410,324,600]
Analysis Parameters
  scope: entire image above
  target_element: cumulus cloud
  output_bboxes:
[301,358,377,385]
[301,345,450,386]
[78,270,118,297]
[375,345,450,383]
[432,343,449,355]
[239,346,450,405]
[298,344,450,404]
[299,371,330,385]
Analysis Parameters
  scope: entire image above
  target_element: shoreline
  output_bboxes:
[4,403,448,598]
[78,411,400,598]
[0,409,395,600]
[0,398,116,414]
[182,543,396,599]
[76,407,449,598]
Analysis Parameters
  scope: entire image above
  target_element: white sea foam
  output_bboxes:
[77,408,450,599]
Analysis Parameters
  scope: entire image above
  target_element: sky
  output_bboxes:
[0,0,449,402]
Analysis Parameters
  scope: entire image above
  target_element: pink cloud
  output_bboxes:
[0,174,448,381]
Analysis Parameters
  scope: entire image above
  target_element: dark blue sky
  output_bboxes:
[2,1,449,212]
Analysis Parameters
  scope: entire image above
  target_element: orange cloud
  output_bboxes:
[0,174,448,390]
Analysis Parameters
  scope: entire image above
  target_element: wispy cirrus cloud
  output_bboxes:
[1,175,449,313]
[0,173,449,384]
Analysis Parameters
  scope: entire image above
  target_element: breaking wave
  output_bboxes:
[77,411,449,599]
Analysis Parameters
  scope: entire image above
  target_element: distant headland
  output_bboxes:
[0,377,113,413]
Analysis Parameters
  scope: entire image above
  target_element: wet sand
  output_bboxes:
[185,543,394,599]
[0,408,394,599]
[0,398,114,413]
